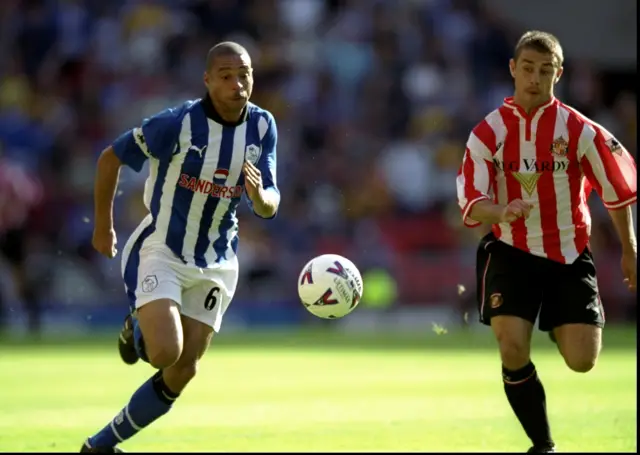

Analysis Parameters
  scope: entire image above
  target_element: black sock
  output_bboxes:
[503,362,553,447]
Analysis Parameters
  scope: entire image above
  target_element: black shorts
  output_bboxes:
[476,232,605,332]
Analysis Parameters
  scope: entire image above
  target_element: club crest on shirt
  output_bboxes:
[550,136,569,157]
[141,275,158,293]
[490,293,503,309]
[245,144,261,165]
[605,137,622,155]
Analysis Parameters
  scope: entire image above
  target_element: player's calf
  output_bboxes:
[84,300,184,450]
[84,312,213,451]
[85,368,180,451]
[491,316,554,450]
[552,323,602,373]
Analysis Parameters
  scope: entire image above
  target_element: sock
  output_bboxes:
[132,317,149,363]
[503,361,554,448]
[88,371,179,448]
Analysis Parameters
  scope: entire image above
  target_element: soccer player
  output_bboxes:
[83,42,280,453]
[456,31,637,453]
[0,157,43,335]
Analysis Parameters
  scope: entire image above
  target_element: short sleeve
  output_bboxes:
[112,107,182,172]
[456,128,496,227]
[579,123,637,210]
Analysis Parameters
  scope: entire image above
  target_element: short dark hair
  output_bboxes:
[514,31,564,67]
[205,41,249,70]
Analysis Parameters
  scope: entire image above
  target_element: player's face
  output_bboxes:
[205,53,253,113]
[509,48,563,107]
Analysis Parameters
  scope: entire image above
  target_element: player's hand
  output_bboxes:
[242,161,263,202]
[92,224,118,258]
[621,249,636,292]
[500,199,534,223]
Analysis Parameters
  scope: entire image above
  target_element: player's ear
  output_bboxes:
[509,58,516,79]
[203,71,210,87]
[554,66,564,84]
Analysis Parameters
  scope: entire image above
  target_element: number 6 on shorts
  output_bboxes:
[181,283,229,332]
[204,286,221,311]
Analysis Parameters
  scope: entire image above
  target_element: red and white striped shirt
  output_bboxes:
[0,159,43,235]
[457,97,637,264]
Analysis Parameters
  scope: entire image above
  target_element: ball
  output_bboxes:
[297,254,364,319]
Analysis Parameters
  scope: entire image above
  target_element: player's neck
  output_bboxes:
[512,93,554,115]
[214,103,244,123]
[203,93,248,126]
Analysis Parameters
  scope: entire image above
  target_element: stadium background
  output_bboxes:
[0,0,636,334]
[0,0,636,452]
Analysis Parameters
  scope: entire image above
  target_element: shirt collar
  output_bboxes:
[201,93,249,127]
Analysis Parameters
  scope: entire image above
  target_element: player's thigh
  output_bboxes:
[476,234,542,327]
[136,299,184,368]
[180,267,238,334]
[552,323,602,373]
[540,248,604,332]
[161,313,214,392]
[171,315,214,375]
[541,249,604,372]
[123,245,185,367]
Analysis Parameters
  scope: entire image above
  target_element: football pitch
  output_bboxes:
[0,326,636,452]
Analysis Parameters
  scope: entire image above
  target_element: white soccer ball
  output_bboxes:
[297,254,364,319]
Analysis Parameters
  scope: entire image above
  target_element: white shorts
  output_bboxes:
[121,217,239,332]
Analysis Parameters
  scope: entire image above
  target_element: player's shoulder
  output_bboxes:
[168,98,202,121]
[555,99,609,133]
[147,99,199,127]
[469,106,506,140]
[478,106,504,125]
[247,102,276,126]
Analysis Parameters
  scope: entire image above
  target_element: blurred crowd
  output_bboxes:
[0,0,636,326]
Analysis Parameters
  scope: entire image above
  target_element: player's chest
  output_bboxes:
[174,121,262,184]
[492,117,579,176]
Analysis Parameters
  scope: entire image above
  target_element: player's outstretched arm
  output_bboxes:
[469,199,533,225]
[579,122,637,291]
[92,147,122,258]
[92,107,182,258]
[608,205,637,291]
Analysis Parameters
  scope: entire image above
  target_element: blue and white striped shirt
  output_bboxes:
[113,95,279,268]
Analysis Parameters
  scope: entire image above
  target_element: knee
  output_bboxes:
[173,361,199,384]
[497,338,531,370]
[564,355,597,373]
[147,343,182,370]
[164,359,199,393]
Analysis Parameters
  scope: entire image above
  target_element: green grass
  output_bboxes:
[0,327,636,452]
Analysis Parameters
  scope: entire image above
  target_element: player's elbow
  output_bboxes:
[98,146,123,170]
[254,202,278,219]
[603,193,638,211]
[460,195,491,227]
[256,210,277,219]
[254,188,279,219]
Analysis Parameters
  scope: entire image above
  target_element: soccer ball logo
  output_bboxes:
[297,254,364,319]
